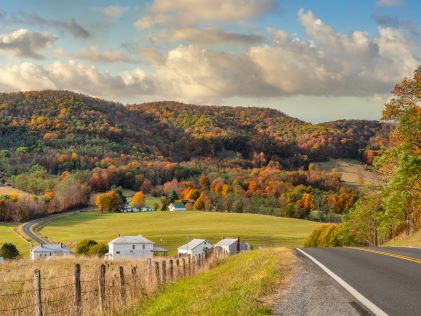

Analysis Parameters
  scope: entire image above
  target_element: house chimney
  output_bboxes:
[237,237,241,253]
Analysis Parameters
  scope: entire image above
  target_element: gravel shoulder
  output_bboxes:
[272,250,372,316]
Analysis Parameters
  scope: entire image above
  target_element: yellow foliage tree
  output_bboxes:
[131,191,145,209]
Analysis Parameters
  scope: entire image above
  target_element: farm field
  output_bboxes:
[40,211,320,255]
[315,159,383,188]
[123,248,294,315]
[0,223,31,257]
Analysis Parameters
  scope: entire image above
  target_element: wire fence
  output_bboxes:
[0,248,228,315]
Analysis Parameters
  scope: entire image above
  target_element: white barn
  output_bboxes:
[168,203,186,211]
[214,238,250,255]
[106,236,154,260]
[178,239,212,256]
[31,244,72,260]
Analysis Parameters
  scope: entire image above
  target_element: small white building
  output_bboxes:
[178,239,212,256]
[168,203,186,211]
[106,235,154,260]
[31,244,72,260]
[214,238,250,255]
[0,257,4,263]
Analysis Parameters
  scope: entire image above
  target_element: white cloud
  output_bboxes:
[0,29,56,58]
[376,0,405,7]
[96,5,128,20]
[136,0,276,29]
[54,46,136,64]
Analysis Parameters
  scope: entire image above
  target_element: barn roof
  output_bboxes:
[178,239,211,251]
[170,203,186,209]
[31,244,72,253]
[109,235,154,245]
[214,239,239,247]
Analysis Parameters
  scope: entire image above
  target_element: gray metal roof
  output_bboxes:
[109,235,154,245]
[152,247,168,252]
[31,244,72,253]
[178,239,211,251]
[214,239,239,247]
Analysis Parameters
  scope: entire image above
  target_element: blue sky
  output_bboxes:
[0,0,419,122]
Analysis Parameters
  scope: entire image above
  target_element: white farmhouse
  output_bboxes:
[214,238,250,255]
[168,203,186,211]
[106,235,154,260]
[30,244,72,260]
[0,257,4,263]
[178,239,212,256]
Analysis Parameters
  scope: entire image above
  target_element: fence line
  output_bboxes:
[0,247,228,315]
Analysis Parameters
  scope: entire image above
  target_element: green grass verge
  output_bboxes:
[40,211,320,254]
[123,248,294,316]
[0,223,32,258]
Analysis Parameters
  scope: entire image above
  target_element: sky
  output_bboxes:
[0,0,420,122]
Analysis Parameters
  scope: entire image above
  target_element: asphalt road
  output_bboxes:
[299,247,421,316]
[21,207,93,244]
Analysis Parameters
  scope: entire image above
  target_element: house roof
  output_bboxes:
[31,244,72,253]
[178,239,211,251]
[170,203,186,209]
[152,247,168,252]
[214,239,239,247]
[109,235,154,245]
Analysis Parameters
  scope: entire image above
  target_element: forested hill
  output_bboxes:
[0,90,390,170]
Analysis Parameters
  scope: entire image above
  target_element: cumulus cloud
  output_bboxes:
[0,61,154,98]
[16,12,91,38]
[0,29,56,58]
[376,0,405,7]
[136,0,277,29]
[372,14,421,37]
[158,28,263,45]
[96,6,128,21]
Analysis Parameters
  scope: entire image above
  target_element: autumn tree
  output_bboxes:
[95,191,124,213]
[131,191,145,209]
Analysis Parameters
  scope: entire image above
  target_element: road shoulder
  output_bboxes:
[271,250,372,316]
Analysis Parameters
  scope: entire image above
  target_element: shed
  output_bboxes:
[106,235,154,260]
[178,239,212,256]
[31,243,73,260]
[152,247,168,256]
[214,238,250,255]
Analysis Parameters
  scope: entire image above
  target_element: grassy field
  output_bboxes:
[40,211,320,254]
[0,223,31,257]
[123,248,295,316]
[315,159,383,188]
[385,230,421,248]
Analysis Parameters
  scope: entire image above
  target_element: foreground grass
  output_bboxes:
[123,248,294,316]
[0,223,31,257]
[40,211,320,254]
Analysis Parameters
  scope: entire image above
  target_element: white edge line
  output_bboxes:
[296,248,388,316]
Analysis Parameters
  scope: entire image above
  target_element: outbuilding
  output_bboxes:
[30,243,73,260]
[0,257,4,263]
[168,203,186,211]
[214,238,250,255]
[178,239,212,256]
[106,235,154,260]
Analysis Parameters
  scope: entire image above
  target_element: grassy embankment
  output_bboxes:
[41,211,320,254]
[123,248,294,316]
[385,230,421,248]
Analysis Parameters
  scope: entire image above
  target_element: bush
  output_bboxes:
[0,243,20,259]
[304,224,341,247]
[76,240,97,255]
[88,243,109,257]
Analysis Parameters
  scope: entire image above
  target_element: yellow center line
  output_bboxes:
[352,247,421,264]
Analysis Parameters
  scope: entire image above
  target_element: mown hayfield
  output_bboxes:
[40,211,320,254]
[0,223,31,257]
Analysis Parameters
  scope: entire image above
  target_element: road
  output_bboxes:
[299,247,421,316]
[21,207,94,244]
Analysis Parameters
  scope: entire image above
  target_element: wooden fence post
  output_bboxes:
[154,262,160,286]
[176,259,180,279]
[119,266,126,305]
[74,264,81,316]
[169,259,174,281]
[34,269,42,316]
[98,264,106,312]
[197,254,201,269]
[188,256,192,276]
[131,265,137,292]
[192,256,196,275]
[162,260,167,284]
[182,258,186,277]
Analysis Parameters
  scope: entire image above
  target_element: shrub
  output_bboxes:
[304,224,341,247]
[88,243,109,257]
[0,243,20,259]
[76,240,97,255]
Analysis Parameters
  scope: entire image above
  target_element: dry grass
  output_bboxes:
[0,186,32,197]
[315,159,383,188]
[0,251,222,316]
